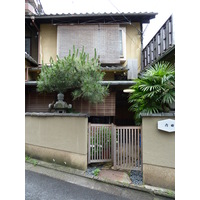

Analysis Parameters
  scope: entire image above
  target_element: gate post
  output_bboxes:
[141,126,143,172]
[88,123,91,164]
[111,123,116,168]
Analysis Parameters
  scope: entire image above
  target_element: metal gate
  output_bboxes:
[88,123,142,171]
[88,123,113,164]
[113,126,142,170]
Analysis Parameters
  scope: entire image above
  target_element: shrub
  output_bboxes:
[128,62,175,125]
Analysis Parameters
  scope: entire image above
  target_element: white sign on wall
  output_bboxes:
[158,119,175,132]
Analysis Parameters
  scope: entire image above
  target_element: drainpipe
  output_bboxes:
[140,23,144,72]
[37,31,40,64]
[31,16,39,32]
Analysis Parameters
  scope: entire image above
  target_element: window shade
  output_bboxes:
[57,25,120,64]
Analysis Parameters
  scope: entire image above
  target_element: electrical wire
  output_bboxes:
[107,0,147,35]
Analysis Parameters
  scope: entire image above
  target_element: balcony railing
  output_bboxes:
[142,15,175,70]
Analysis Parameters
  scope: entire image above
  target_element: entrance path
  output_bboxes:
[99,169,132,184]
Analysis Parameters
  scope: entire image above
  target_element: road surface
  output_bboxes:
[25,163,173,200]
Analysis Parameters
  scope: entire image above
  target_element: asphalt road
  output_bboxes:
[26,170,130,200]
[25,170,173,200]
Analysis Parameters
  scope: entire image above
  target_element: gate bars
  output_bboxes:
[88,123,142,171]
[88,123,113,163]
[114,126,142,170]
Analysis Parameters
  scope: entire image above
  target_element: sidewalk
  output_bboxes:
[25,158,175,199]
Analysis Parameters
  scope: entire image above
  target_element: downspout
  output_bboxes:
[37,31,40,65]
[31,16,40,64]
[31,16,39,32]
[140,22,144,72]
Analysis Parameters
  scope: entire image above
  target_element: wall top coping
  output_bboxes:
[25,112,89,118]
[141,112,175,117]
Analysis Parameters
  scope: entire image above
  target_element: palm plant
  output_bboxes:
[128,62,175,125]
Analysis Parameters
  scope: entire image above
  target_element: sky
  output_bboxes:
[40,0,175,47]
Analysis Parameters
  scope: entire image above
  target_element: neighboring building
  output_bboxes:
[25,12,157,125]
[142,15,175,70]
[25,0,45,62]
[25,0,45,15]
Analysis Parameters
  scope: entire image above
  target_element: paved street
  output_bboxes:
[25,163,173,200]
[26,170,130,200]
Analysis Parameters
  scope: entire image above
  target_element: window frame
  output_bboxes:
[25,37,31,55]
[119,27,126,62]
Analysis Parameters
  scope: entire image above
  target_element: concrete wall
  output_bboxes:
[142,113,175,190]
[25,113,88,170]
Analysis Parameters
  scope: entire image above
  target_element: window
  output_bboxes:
[169,20,172,46]
[163,26,166,51]
[119,30,123,55]
[25,38,31,55]
[25,68,28,81]
[119,27,126,61]
[157,33,161,55]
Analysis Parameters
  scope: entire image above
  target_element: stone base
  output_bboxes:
[25,144,87,171]
[143,164,175,190]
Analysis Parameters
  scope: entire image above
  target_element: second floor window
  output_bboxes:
[119,27,126,60]
[57,25,125,64]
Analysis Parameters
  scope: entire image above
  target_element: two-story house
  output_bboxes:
[25,12,157,125]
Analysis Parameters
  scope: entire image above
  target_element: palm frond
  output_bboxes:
[128,61,175,125]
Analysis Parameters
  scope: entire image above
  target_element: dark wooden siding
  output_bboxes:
[25,88,57,112]
[72,92,116,116]
[25,87,116,116]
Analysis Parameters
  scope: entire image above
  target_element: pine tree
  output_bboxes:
[37,46,109,104]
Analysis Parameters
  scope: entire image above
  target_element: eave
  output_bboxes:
[25,52,38,66]
[28,65,128,73]
[25,12,157,25]
[25,80,135,86]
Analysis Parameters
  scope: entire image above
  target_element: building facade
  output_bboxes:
[25,12,157,125]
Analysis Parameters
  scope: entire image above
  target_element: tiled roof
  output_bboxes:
[101,66,128,71]
[33,12,157,17]
[28,65,128,72]
[25,12,157,24]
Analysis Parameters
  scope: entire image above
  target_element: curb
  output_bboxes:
[25,159,175,199]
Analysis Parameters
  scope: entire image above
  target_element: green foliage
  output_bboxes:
[25,156,30,161]
[37,46,109,104]
[93,168,100,176]
[128,62,175,125]
[25,156,38,166]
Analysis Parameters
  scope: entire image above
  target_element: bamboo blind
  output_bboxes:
[57,24,120,64]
